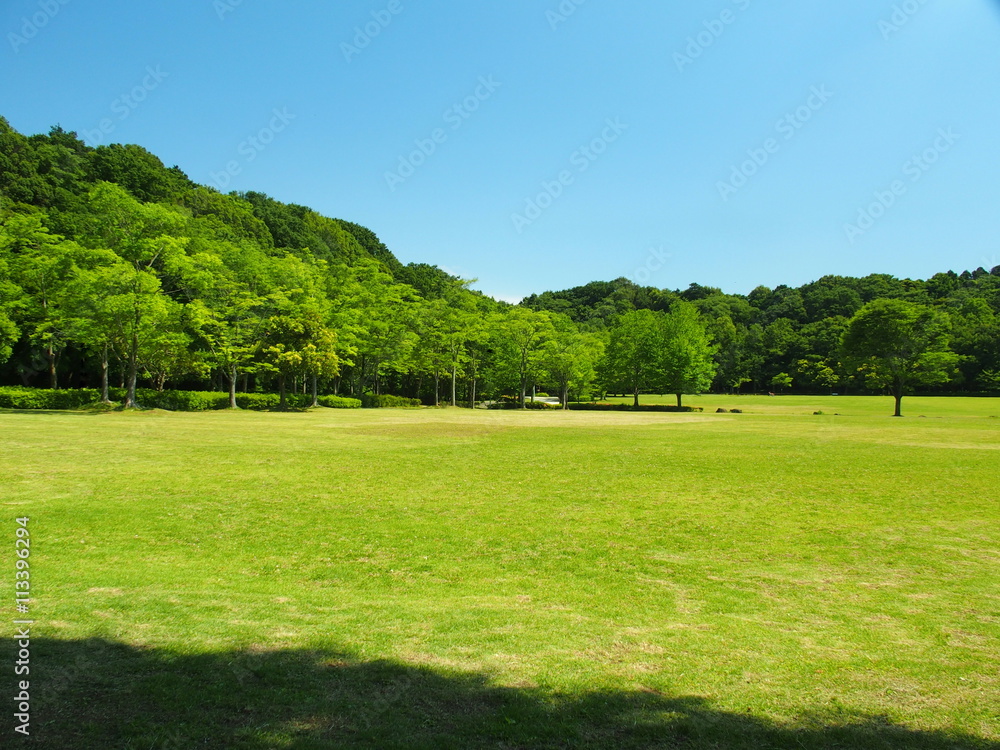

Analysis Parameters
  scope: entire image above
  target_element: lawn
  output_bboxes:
[2,398,999,748]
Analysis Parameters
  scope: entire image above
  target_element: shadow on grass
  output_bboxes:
[6,638,996,749]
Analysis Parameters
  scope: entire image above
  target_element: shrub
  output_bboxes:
[0,387,101,410]
[361,393,423,408]
[524,399,559,409]
[568,403,703,413]
[317,395,362,409]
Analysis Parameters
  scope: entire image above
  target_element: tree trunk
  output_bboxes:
[633,387,640,408]
[562,382,569,410]
[100,344,111,404]
[893,388,903,417]
[125,360,138,409]
[311,374,318,408]
[278,374,287,410]
[450,365,457,407]
[469,377,477,409]
[520,379,527,409]
[124,327,139,408]
[47,344,58,390]
[227,366,239,409]
[676,393,682,408]
[433,373,440,407]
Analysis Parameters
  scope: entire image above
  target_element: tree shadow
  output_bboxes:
[6,638,997,749]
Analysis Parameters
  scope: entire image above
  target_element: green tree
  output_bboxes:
[541,318,605,408]
[1,215,74,387]
[658,301,717,408]
[495,307,554,408]
[599,309,662,406]
[841,299,959,416]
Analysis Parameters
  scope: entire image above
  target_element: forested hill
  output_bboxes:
[1,117,999,404]
[0,117,413,276]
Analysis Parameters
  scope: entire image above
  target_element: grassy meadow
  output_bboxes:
[2,396,999,748]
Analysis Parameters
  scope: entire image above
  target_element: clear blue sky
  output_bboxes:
[3,1,999,302]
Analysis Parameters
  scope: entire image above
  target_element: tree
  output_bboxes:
[1,215,77,388]
[185,252,272,409]
[494,307,554,408]
[541,318,604,408]
[658,301,717,408]
[841,299,959,416]
[599,309,662,406]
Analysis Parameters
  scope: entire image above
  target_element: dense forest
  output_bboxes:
[1,117,998,408]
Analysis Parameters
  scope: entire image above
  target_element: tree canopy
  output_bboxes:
[1,117,997,408]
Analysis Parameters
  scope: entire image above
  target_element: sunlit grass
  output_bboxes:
[2,399,998,747]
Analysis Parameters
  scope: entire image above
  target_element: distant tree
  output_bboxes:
[841,299,959,416]
[658,301,717,407]
[494,308,554,408]
[599,309,662,406]
[540,316,604,408]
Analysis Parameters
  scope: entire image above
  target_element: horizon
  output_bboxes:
[3,2,1000,302]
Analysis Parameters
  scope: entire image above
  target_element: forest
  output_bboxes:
[1,116,998,409]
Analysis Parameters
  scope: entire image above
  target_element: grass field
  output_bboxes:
[3,397,999,748]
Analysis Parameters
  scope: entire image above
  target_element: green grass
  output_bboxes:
[3,398,999,748]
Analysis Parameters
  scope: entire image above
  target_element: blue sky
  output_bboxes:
[2,1,999,302]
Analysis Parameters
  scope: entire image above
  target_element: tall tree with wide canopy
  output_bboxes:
[599,309,662,406]
[541,316,605,408]
[841,299,959,416]
[658,301,717,408]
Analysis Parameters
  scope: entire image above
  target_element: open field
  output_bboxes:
[2,398,999,748]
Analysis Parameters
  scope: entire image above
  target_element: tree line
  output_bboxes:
[0,118,997,410]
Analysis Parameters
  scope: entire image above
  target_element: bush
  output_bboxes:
[317,395,362,409]
[361,393,423,408]
[524,399,559,409]
[568,403,703,413]
[0,386,101,410]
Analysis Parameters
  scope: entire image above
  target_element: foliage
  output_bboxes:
[841,299,961,416]
[0,117,997,408]
[0,385,100,409]
[360,393,423,408]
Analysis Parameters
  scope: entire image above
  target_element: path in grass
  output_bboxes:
[2,399,998,748]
